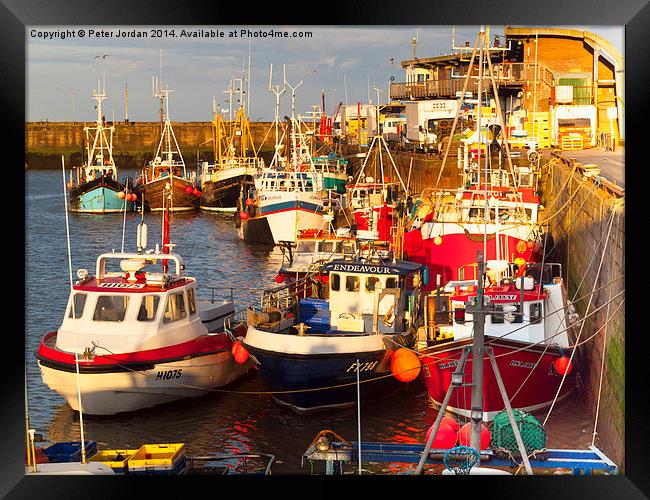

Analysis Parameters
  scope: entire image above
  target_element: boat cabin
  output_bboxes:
[255,170,324,193]
[282,235,358,274]
[55,252,207,355]
[346,181,401,210]
[142,158,188,183]
[446,261,568,347]
[306,258,424,335]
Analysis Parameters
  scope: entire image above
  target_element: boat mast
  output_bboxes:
[284,67,303,171]
[268,64,286,169]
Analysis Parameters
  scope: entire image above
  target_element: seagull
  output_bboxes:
[94,54,110,60]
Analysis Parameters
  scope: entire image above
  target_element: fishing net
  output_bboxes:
[492,409,547,460]
[443,446,480,475]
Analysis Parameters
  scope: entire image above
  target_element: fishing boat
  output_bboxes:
[36,187,249,415]
[242,243,425,413]
[136,79,199,212]
[198,91,264,212]
[402,30,545,290]
[311,153,349,195]
[419,259,575,419]
[68,81,135,214]
[416,30,575,420]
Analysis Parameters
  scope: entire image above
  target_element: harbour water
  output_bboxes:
[25,168,595,474]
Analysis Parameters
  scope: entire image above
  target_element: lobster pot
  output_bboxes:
[492,410,546,458]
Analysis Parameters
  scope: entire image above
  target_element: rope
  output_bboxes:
[591,283,613,447]
[543,207,616,426]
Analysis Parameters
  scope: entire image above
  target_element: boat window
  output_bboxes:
[67,293,87,319]
[298,241,317,253]
[93,295,129,322]
[163,292,187,324]
[366,276,380,292]
[330,273,341,292]
[320,241,336,253]
[346,276,360,292]
[188,288,197,315]
[530,302,542,324]
[385,277,398,289]
[137,295,160,322]
[491,304,504,324]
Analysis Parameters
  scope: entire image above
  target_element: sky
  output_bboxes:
[26,25,624,123]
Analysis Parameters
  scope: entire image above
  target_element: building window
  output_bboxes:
[93,295,129,322]
[67,293,87,319]
[386,277,398,289]
[163,292,187,324]
[137,295,160,322]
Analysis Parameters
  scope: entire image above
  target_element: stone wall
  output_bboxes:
[542,152,625,468]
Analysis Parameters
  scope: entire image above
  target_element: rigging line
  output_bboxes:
[543,209,616,426]
[592,283,614,448]
[567,208,617,306]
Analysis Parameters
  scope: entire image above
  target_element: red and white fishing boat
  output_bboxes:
[36,189,249,415]
[419,260,575,420]
[403,162,545,291]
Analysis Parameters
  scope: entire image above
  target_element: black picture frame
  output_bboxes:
[7,0,647,497]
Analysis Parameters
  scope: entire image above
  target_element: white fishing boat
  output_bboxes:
[36,186,249,415]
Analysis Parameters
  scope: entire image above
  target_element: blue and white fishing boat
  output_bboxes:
[68,81,135,214]
[242,244,425,413]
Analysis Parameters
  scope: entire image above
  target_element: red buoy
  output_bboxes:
[240,211,250,221]
[425,423,457,449]
[554,356,573,375]
[193,189,202,197]
[390,348,421,382]
[457,422,491,450]
[129,193,137,201]
[441,415,460,433]
[184,185,194,194]
[245,198,255,206]
[275,274,285,283]
[231,341,250,364]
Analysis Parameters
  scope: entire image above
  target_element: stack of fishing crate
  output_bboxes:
[523,112,551,148]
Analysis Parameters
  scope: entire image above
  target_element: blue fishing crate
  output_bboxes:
[43,441,97,463]
[298,298,330,333]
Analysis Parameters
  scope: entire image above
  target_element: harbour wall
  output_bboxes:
[25,121,276,169]
[542,151,625,468]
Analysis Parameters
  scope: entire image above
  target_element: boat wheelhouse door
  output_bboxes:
[328,271,404,334]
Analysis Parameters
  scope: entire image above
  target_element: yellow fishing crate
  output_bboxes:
[127,444,186,475]
[89,449,138,474]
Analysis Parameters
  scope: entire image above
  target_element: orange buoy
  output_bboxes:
[240,211,250,221]
[433,236,443,246]
[425,423,457,449]
[554,356,573,375]
[231,341,250,364]
[116,191,126,199]
[457,422,491,450]
[516,240,527,253]
[526,240,535,249]
[245,198,255,206]
[390,348,421,382]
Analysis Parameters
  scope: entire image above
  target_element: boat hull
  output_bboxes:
[36,332,250,415]
[403,228,542,289]
[138,175,199,212]
[200,172,254,211]
[236,214,275,245]
[421,338,575,420]
[243,327,415,413]
[69,179,135,214]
